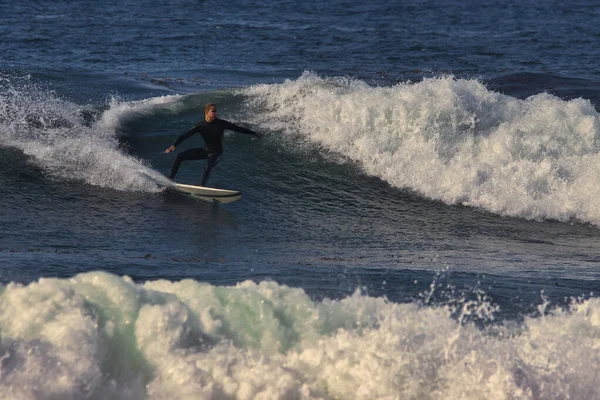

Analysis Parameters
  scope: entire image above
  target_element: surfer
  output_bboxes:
[165,103,262,186]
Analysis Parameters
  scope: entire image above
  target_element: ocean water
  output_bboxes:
[2,0,600,398]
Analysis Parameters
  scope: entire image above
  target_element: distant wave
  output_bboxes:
[0,271,598,399]
[243,72,600,225]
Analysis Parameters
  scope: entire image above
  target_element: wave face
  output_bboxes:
[0,271,598,399]
[0,74,172,192]
[243,72,600,224]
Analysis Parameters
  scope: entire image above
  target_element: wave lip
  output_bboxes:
[0,271,599,399]
[99,94,185,134]
[243,72,600,225]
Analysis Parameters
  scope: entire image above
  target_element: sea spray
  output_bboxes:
[0,74,170,192]
[242,72,600,225]
[1,271,600,399]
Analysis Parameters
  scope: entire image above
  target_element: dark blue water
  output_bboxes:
[2,1,600,398]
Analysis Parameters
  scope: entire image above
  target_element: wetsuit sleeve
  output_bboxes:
[172,125,200,147]
[221,120,260,137]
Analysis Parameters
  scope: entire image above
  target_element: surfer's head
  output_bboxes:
[204,103,218,122]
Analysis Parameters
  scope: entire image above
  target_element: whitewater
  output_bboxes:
[0,271,599,399]
[0,74,173,193]
[244,72,600,225]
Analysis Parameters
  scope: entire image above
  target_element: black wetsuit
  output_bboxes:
[168,118,259,186]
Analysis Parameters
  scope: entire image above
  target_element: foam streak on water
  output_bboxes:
[0,271,599,399]
[243,72,600,225]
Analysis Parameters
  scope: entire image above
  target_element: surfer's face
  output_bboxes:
[205,107,218,122]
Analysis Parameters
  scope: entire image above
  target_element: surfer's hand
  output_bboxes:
[165,145,175,153]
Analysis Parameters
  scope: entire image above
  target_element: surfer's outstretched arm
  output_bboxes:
[222,120,263,139]
[164,126,200,153]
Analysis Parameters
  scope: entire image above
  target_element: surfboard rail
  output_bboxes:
[171,183,242,203]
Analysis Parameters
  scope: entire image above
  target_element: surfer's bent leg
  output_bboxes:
[200,152,223,186]
[169,148,208,179]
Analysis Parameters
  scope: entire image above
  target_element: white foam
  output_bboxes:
[1,271,600,399]
[0,76,172,192]
[243,72,600,224]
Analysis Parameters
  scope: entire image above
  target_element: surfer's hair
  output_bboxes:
[204,103,217,112]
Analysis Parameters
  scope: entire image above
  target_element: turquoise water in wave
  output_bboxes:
[2,0,600,398]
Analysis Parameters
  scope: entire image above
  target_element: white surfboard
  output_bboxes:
[172,183,242,204]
